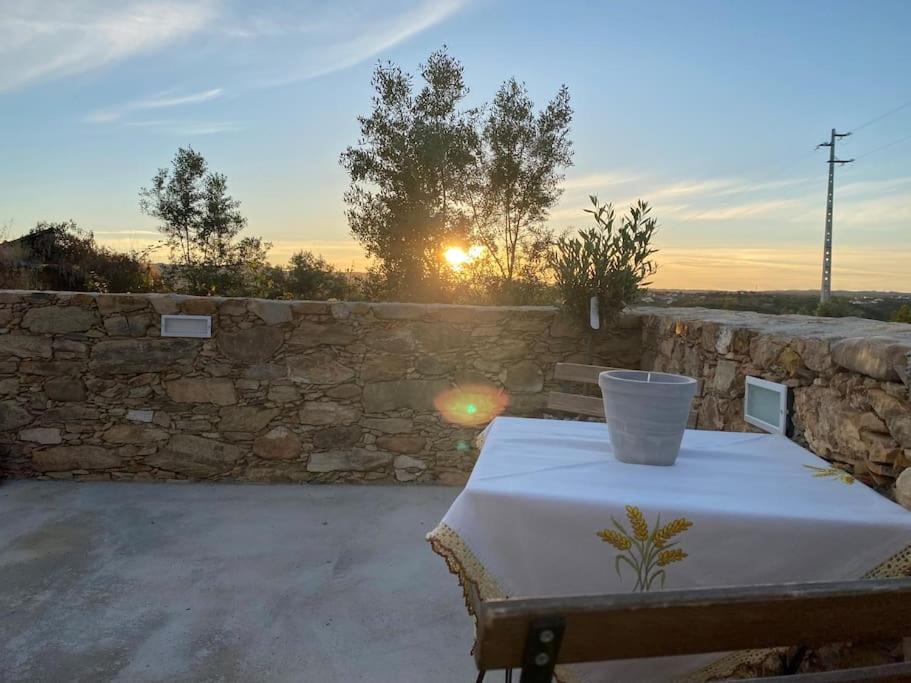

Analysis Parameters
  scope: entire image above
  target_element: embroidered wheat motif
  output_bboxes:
[597,505,693,592]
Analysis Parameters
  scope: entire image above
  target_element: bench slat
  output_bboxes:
[474,578,911,670]
[553,362,615,385]
[546,391,604,418]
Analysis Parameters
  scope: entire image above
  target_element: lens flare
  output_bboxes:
[434,383,509,427]
[443,245,485,272]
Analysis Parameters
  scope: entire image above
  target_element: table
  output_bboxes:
[428,417,911,683]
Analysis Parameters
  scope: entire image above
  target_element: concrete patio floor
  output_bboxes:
[0,480,476,682]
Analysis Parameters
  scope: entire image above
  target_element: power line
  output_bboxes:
[849,96,911,134]
[849,132,911,161]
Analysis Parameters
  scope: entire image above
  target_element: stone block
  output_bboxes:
[102,424,169,443]
[325,384,361,399]
[253,426,301,460]
[478,339,527,361]
[712,359,739,394]
[414,323,469,351]
[91,338,198,375]
[831,337,911,382]
[103,313,153,337]
[146,434,244,477]
[180,298,218,315]
[299,402,360,425]
[20,361,85,377]
[313,425,362,450]
[219,406,279,432]
[32,445,121,472]
[289,321,357,347]
[897,469,911,510]
[361,353,409,382]
[243,364,287,380]
[416,355,456,376]
[504,361,544,393]
[216,326,284,364]
[19,427,62,444]
[267,384,299,403]
[371,303,426,320]
[364,328,416,354]
[376,435,426,454]
[249,299,293,325]
[363,379,449,412]
[287,351,356,384]
[166,378,237,405]
[0,400,31,431]
[307,448,392,472]
[428,305,512,324]
[0,334,52,359]
[127,409,154,423]
[361,417,413,434]
[22,306,98,334]
[95,294,149,314]
[0,378,19,396]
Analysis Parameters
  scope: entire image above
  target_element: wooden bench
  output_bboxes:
[546,363,614,419]
[470,578,911,682]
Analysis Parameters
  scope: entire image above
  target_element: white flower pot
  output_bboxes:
[599,370,698,466]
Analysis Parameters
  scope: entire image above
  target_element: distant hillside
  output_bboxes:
[641,289,911,322]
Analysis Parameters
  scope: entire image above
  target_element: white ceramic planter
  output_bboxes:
[599,370,698,466]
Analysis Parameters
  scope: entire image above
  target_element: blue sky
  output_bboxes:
[1,0,910,290]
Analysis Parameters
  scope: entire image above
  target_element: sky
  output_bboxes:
[1,0,910,292]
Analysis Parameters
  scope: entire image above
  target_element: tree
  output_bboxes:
[139,147,270,296]
[469,79,573,297]
[891,303,911,324]
[0,221,159,292]
[340,48,478,301]
[284,251,349,300]
[548,197,658,329]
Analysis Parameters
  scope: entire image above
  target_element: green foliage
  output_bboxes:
[891,304,911,324]
[548,197,658,327]
[0,221,159,293]
[140,147,271,296]
[340,48,477,301]
[284,251,349,300]
[469,78,573,295]
[814,297,862,318]
[340,47,573,305]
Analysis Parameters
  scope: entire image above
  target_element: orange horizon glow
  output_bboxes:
[89,234,911,292]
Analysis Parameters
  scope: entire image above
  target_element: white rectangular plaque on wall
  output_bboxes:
[160,314,211,338]
[744,375,790,435]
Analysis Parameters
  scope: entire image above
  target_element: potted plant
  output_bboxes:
[547,196,658,334]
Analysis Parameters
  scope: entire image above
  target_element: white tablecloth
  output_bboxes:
[428,417,911,683]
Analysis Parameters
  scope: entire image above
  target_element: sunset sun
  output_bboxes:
[444,245,484,271]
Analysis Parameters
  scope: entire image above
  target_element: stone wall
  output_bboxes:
[640,307,911,492]
[0,291,640,484]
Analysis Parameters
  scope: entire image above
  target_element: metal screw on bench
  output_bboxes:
[519,618,565,683]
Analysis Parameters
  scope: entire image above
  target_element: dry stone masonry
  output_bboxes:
[0,291,640,484]
[640,307,911,498]
[4,292,910,498]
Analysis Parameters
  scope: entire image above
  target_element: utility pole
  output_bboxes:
[816,129,853,304]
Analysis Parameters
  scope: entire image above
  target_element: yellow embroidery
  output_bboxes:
[804,464,854,485]
[597,505,693,592]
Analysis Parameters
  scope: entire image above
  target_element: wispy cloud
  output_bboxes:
[562,171,641,192]
[249,0,469,87]
[123,119,243,136]
[87,87,224,123]
[0,1,216,92]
